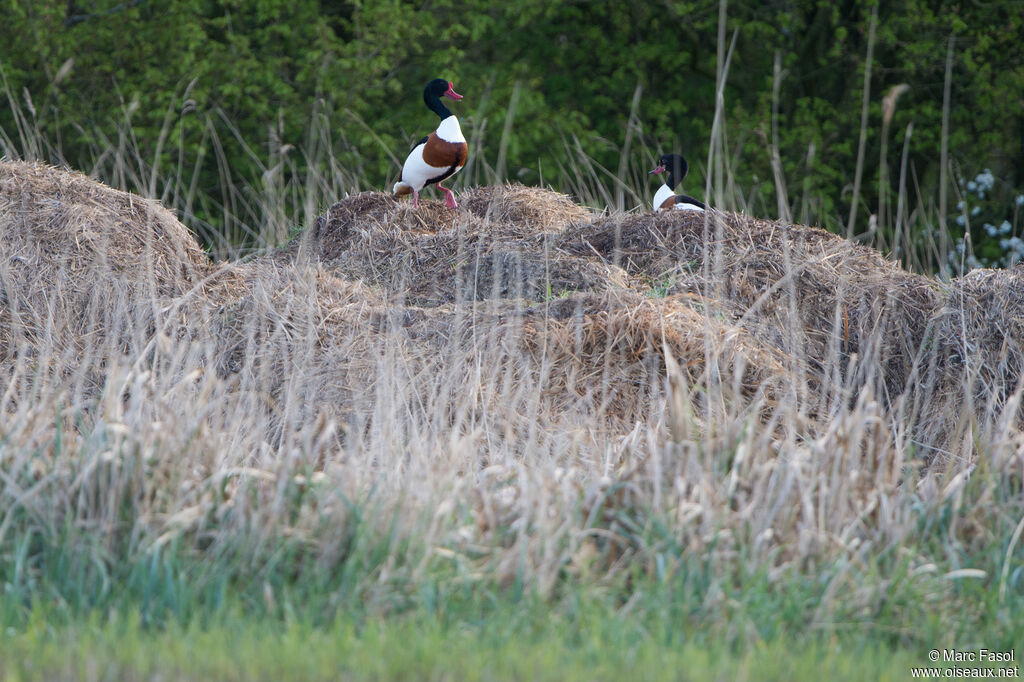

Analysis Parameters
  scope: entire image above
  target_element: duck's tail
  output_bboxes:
[392,181,413,197]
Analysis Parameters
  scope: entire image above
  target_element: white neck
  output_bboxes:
[436,116,465,143]
[653,184,675,210]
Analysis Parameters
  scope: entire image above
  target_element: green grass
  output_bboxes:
[0,489,1021,681]
[0,610,930,681]
[0,554,987,682]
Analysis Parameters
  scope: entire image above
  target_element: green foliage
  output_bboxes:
[0,0,1022,262]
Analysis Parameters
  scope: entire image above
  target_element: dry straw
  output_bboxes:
[0,161,1021,594]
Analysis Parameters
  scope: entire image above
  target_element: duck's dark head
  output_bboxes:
[424,78,463,119]
[648,153,689,190]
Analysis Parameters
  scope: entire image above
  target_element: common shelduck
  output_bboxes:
[649,153,705,212]
[392,78,468,209]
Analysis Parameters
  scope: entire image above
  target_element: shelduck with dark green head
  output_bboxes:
[649,153,705,212]
[392,78,468,209]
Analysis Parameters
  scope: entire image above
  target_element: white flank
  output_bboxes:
[397,116,466,192]
[436,116,465,143]
[397,142,436,192]
[653,183,704,212]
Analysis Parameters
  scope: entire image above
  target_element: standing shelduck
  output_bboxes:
[648,153,705,212]
[393,78,468,209]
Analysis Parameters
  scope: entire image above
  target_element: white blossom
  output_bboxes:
[1000,237,1024,254]
[975,169,995,192]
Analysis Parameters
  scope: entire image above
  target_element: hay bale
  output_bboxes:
[5,163,985,449]
[297,189,623,306]
[197,259,393,439]
[556,210,940,402]
[513,290,791,424]
[341,231,631,305]
[302,184,588,265]
[0,161,210,365]
[202,260,791,442]
[381,288,793,436]
[294,192,941,423]
[910,266,1024,451]
[304,192,458,261]
[459,183,593,232]
[460,248,629,302]
[0,161,208,287]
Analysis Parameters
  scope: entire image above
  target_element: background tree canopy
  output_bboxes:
[2,0,1022,269]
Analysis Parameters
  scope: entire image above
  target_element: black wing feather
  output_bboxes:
[674,194,706,210]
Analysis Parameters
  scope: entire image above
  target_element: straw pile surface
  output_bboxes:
[198,267,788,441]
[556,210,941,402]
[4,162,1021,456]
[0,161,209,368]
[297,188,619,305]
[909,266,1024,448]
[459,183,594,232]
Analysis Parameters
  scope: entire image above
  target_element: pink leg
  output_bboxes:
[413,190,419,208]
[438,185,458,209]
